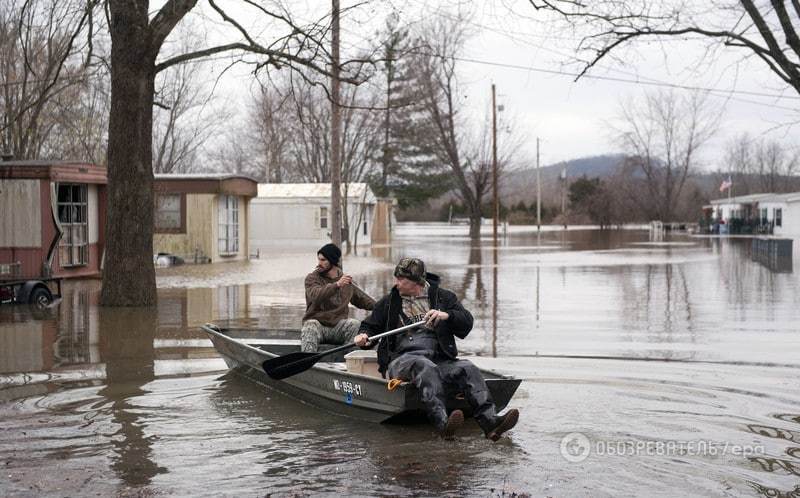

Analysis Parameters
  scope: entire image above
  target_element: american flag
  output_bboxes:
[719,176,733,192]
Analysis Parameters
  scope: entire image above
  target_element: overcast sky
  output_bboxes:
[177,0,800,173]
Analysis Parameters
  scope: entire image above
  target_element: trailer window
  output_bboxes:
[57,184,88,267]
[154,193,185,232]
[218,195,239,255]
[319,206,328,229]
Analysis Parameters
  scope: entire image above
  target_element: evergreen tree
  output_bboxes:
[373,15,450,208]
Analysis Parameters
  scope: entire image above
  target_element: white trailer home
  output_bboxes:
[707,192,800,236]
[757,193,800,237]
[249,183,378,251]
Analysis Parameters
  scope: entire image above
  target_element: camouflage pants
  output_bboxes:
[300,318,362,352]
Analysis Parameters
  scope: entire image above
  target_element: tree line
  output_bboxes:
[3,1,800,306]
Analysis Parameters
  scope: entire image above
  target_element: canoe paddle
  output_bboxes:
[262,321,424,380]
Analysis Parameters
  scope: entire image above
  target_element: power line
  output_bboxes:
[429,53,800,102]
[398,0,784,99]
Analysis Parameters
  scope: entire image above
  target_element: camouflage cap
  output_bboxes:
[394,257,426,283]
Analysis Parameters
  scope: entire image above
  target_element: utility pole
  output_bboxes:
[536,137,541,231]
[330,0,343,247]
[492,84,498,247]
[561,163,567,229]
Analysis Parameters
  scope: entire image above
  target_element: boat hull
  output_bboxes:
[203,324,521,424]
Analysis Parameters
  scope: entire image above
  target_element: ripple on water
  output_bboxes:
[2,357,799,496]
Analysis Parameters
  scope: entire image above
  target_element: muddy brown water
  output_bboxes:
[1,224,799,497]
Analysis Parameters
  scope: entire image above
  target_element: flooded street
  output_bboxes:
[1,223,799,497]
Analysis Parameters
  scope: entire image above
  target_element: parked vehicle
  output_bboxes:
[0,262,61,308]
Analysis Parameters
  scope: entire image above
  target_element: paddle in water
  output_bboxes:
[262,322,424,380]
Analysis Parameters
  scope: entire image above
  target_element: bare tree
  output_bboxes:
[528,1,800,97]
[1,0,99,158]
[409,14,523,238]
[97,0,360,306]
[720,133,800,194]
[754,139,798,192]
[250,71,382,251]
[253,72,380,186]
[409,15,482,236]
[152,58,225,174]
[251,83,292,182]
[722,132,755,196]
[206,122,261,177]
[8,1,369,306]
[614,90,719,221]
[40,68,109,164]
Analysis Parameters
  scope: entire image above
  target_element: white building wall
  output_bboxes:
[779,202,800,236]
[87,184,99,244]
[249,198,374,250]
[759,201,790,236]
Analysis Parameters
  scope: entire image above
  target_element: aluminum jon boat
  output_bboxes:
[201,323,522,423]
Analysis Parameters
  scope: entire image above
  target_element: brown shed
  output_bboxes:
[153,174,258,263]
[0,160,107,280]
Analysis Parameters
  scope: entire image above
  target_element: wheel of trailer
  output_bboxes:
[28,286,52,309]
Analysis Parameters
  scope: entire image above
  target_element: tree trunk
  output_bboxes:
[468,206,482,239]
[101,3,157,306]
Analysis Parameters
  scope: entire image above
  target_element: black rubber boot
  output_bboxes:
[439,409,464,440]
[483,409,519,441]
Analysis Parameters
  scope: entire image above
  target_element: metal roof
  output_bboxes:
[0,159,98,167]
[709,193,778,204]
[154,173,258,182]
[256,182,376,202]
[760,192,800,203]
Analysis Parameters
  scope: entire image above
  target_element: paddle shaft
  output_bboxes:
[308,320,423,359]
[262,321,424,379]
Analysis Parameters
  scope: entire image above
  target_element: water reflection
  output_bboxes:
[99,307,165,487]
[746,414,800,483]
[1,225,799,496]
[0,283,252,394]
[208,375,521,496]
[492,239,498,358]
[749,482,800,498]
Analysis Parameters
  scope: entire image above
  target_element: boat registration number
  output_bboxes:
[333,379,362,397]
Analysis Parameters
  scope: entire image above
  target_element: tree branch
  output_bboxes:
[149,0,198,51]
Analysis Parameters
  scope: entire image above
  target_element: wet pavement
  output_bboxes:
[1,223,799,497]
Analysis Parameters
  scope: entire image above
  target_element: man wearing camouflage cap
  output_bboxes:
[355,257,519,441]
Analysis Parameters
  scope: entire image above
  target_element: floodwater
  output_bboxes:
[1,223,799,497]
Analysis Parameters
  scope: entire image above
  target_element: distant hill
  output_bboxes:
[411,152,800,221]
[502,154,800,206]
[502,154,628,205]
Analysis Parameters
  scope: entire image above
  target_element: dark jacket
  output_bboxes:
[358,272,473,377]
[303,268,375,327]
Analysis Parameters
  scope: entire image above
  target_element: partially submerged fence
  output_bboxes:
[751,238,793,273]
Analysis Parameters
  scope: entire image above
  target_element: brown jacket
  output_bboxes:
[303,268,375,326]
